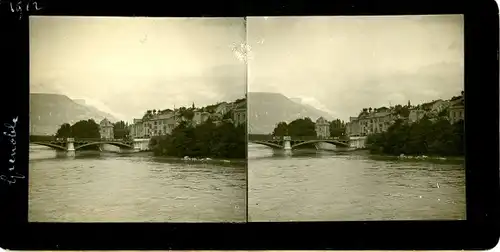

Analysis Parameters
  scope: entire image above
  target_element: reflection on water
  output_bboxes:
[248,143,466,222]
[29,145,246,222]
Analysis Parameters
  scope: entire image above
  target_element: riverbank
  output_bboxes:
[368,153,465,164]
[150,155,246,166]
[112,150,245,165]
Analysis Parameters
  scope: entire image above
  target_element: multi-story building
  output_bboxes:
[130,98,246,138]
[192,110,211,126]
[360,111,393,135]
[347,111,394,136]
[99,118,114,139]
[448,96,464,124]
[130,112,182,138]
[408,109,426,123]
[315,117,330,138]
[130,118,144,138]
[232,101,246,127]
[346,117,361,136]
[215,102,232,115]
[430,99,450,113]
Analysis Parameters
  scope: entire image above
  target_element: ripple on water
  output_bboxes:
[29,149,246,222]
[247,146,466,222]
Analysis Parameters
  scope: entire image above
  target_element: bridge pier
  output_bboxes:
[133,141,141,151]
[283,136,292,155]
[133,138,150,151]
[66,138,75,157]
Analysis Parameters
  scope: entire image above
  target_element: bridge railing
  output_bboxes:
[248,135,350,141]
[30,136,133,142]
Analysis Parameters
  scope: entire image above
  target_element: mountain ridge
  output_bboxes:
[30,93,120,135]
[248,92,335,134]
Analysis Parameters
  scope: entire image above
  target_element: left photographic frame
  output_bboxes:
[27,16,248,223]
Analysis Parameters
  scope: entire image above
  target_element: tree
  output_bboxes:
[114,120,130,139]
[143,110,153,120]
[393,104,410,118]
[150,118,245,159]
[329,119,346,137]
[70,119,100,138]
[367,116,464,157]
[287,117,316,137]
[182,109,195,120]
[272,122,288,136]
[55,123,72,138]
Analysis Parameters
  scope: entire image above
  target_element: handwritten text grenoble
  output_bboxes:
[1,116,25,185]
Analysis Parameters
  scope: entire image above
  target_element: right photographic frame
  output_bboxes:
[246,15,466,222]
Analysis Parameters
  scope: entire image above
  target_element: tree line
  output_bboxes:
[149,119,246,159]
[366,116,464,157]
[272,117,347,138]
[55,119,130,139]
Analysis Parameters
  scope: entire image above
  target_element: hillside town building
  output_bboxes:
[345,93,464,137]
[129,99,246,139]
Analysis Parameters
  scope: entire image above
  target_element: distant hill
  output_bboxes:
[30,93,119,135]
[248,92,334,134]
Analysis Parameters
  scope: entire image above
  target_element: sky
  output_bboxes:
[247,15,464,121]
[30,16,247,122]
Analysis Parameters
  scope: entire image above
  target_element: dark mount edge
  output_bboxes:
[0,0,498,250]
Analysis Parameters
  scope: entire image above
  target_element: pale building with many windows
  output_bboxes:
[315,117,330,138]
[99,118,114,139]
[346,117,361,136]
[347,111,394,136]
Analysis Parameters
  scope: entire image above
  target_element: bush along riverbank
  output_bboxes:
[366,117,464,160]
[148,120,246,161]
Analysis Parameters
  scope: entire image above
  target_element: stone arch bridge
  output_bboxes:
[248,134,352,151]
[30,136,143,157]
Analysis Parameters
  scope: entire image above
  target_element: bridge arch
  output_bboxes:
[250,140,283,149]
[74,141,134,150]
[31,142,67,151]
[291,140,349,149]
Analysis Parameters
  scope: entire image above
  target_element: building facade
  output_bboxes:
[130,112,182,138]
[315,117,330,138]
[232,101,246,127]
[130,118,145,138]
[346,117,361,136]
[347,111,394,137]
[215,102,232,115]
[359,111,393,135]
[192,110,211,126]
[130,98,247,138]
[448,96,464,124]
[408,109,426,123]
[99,118,114,139]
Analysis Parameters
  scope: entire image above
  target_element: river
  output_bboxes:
[248,143,466,222]
[29,145,246,222]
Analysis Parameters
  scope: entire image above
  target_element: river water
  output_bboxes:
[29,145,246,222]
[248,143,466,222]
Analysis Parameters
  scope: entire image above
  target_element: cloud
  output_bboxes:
[296,96,338,116]
[71,96,127,121]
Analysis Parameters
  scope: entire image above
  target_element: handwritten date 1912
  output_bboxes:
[0,0,42,20]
